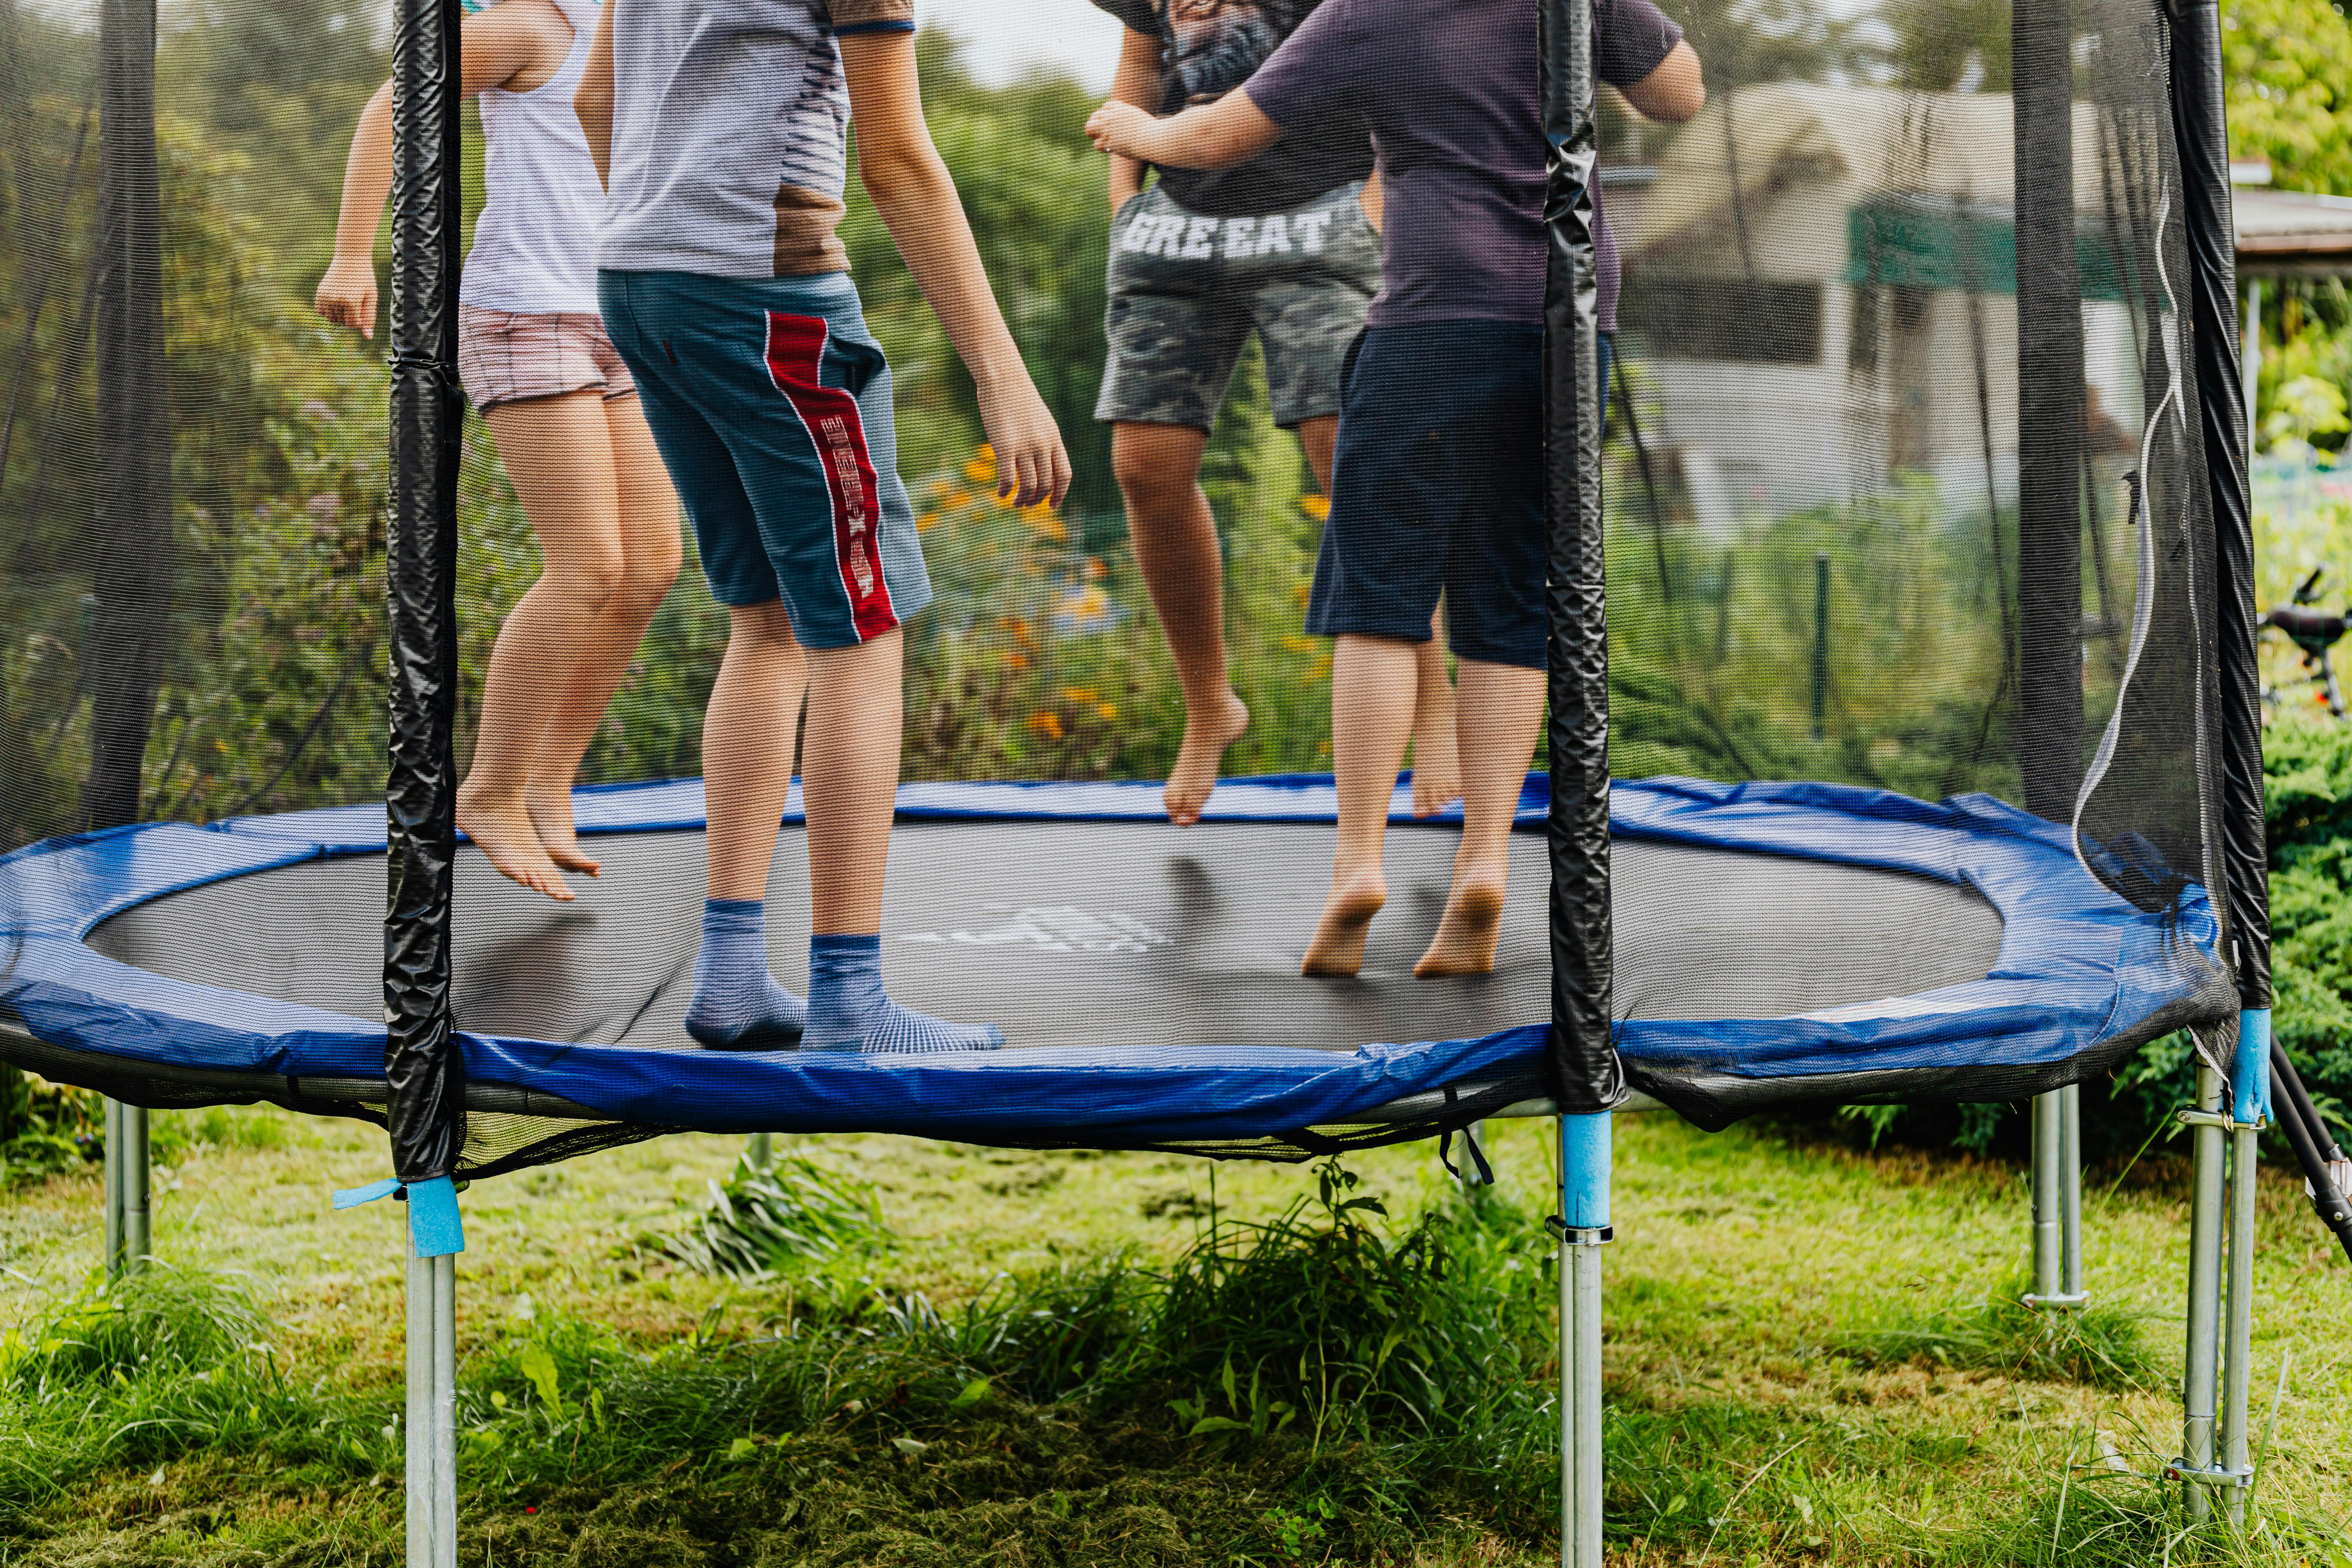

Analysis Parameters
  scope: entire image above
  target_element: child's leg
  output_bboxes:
[686,598,810,1047]
[523,393,684,875]
[1302,632,1420,977]
[798,628,1001,1051]
[1410,611,1461,817]
[1298,414,1458,820]
[1415,658,1545,978]
[459,390,631,901]
[1112,420,1251,827]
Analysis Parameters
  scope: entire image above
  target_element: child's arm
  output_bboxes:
[1085,90,1284,174]
[315,1,574,337]
[1104,26,1161,209]
[841,33,1071,510]
[1619,39,1704,123]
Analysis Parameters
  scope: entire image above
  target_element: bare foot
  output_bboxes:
[1415,866,1507,978]
[457,787,576,902]
[1164,692,1250,826]
[1303,866,1387,977]
[1410,721,1462,818]
[527,786,602,877]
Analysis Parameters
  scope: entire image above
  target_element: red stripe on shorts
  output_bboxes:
[762,312,898,640]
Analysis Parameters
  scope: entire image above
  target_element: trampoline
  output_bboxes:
[2,772,2230,1175]
[0,0,2332,1559]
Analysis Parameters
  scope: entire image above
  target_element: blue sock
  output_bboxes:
[684,899,807,1050]
[804,933,1004,1054]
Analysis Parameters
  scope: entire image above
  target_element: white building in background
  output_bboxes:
[1611,85,2147,530]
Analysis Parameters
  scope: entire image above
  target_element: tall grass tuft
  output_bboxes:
[660,1151,891,1280]
[1834,1280,2160,1389]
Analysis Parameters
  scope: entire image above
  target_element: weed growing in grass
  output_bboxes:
[659,1152,891,1280]
[0,1263,398,1525]
[1834,1280,2161,1390]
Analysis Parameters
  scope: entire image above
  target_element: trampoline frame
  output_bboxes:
[10,0,2293,1562]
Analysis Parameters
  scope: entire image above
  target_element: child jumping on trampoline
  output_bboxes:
[319,0,683,904]
[1089,0,1700,978]
[576,0,1070,1051]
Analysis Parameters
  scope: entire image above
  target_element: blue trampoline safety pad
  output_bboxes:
[0,776,2228,1144]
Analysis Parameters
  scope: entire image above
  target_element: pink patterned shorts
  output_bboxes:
[456,306,636,412]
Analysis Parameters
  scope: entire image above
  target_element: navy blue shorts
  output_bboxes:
[1305,321,1551,669]
[598,269,930,648]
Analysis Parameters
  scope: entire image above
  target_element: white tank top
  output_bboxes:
[461,0,604,314]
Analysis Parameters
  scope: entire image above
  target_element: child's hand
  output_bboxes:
[975,374,1073,511]
[315,257,379,339]
[1086,100,1160,162]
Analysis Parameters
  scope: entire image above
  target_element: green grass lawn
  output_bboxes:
[1,1105,2347,1566]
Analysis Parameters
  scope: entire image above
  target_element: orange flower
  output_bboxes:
[1298,494,1331,522]
[1025,711,1065,741]
[1003,651,1029,672]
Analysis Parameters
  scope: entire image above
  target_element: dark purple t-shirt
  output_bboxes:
[1245,0,1682,330]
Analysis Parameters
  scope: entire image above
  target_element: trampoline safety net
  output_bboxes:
[0,0,2254,1180]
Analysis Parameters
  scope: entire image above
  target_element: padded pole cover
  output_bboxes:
[2170,0,2271,1008]
[384,0,466,1184]
[2013,0,2086,821]
[1541,0,1622,1113]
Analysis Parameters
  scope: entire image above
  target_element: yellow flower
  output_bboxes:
[916,513,938,534]
[1097,703,1118,721]
[944,489,974,510]
[964,459,995,484]
[1003,651,1030,672]
[1298,494,1331,522]
[1025,711,1065,741]
[1060,687,1098,704]
[1281,634,1322,654]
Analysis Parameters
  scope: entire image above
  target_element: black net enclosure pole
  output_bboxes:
[384,0,466,1192]
[2170,0,2270,1015]
[82,0,170,834]
[2013,0,2085,821]
[1543,0,1619,1116]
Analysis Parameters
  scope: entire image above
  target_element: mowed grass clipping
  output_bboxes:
[0,1109,2348,1566]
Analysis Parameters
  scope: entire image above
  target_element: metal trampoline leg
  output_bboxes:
[2222,1122,2258,1529]
[747,1132,773,1172]
[406,1246,458,1568]
[103,1100,149,1278]
[2060,1083,2084,1303]
[1558,1113,1611,1568]
[405,1248,431,1568]
[2030,1091,2062,1303]
[432,1253,457,1568]
[2027,1085,2086,1311]
[123,1104,149,1270]
[103,1099,123,1276]
[2181,1063,2227,1522]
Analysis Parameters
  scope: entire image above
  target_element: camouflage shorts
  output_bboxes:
[1095,182,1380,432]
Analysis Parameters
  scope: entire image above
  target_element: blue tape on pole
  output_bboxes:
[2233,1008,2272,1127]
[330,1174,464,1258]
[405,1176,465,1258]
[1561,1112,1611,1228]
[331,1177,400,1210]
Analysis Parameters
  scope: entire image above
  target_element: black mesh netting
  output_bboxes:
[0,0,2247,1178]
